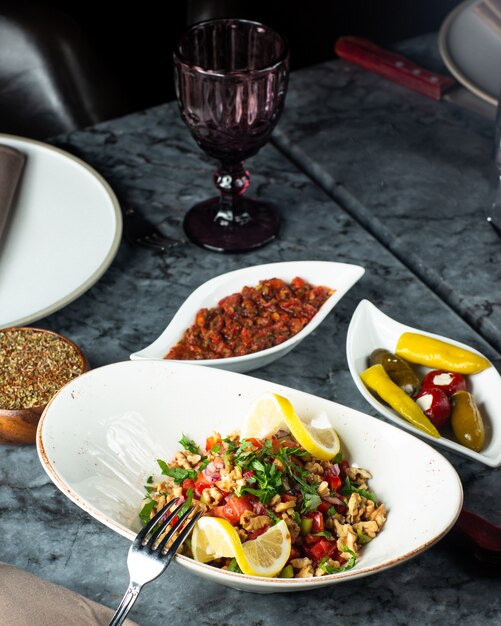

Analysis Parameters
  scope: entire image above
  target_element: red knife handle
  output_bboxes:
[454,508,501,554]
[335,36,455,101]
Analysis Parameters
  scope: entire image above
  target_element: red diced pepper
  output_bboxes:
[210,496,253,526]
[325,472,342,492]
[194,473,212,497]
[310,512,324,533]
[317,501,331,514]
[305,538,337,564]
[247,437,263,449]
[247,527,269,541]
[205,433,222,451]
[182,478,196,497]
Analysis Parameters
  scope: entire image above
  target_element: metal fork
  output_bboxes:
[123,206,177,252]
[109,498,202,626]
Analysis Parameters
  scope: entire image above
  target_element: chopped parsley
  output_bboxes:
[180,487,194,516]
[157,459,196,483]
[230,436,327,512]
[341,476,377,503]
[318,546,357,574]
[228,558,242,573]
[139,499,156,525]
[199,458,210,471]
[314,530,333,540]
[179,434,200,455]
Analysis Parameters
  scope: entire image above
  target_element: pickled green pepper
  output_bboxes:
[369,348,421,396]
[450,390,485,452]
[360,364,440,438]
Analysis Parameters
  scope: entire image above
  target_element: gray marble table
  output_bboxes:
[1,41,501,625]
[273,33,501,353]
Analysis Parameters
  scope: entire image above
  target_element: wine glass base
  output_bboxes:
[183,197,280,253]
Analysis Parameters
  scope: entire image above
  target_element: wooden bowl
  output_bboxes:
[0,327,89,444]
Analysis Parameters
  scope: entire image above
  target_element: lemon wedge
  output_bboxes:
[241,520,291,577]
[240,392,340,461]
[275,394,340,461]
[240,392,288,439]
[192,517,291,577]
[191,517,241,563]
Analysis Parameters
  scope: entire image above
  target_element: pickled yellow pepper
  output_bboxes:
[361,364,440,438]
[395,332,490,375]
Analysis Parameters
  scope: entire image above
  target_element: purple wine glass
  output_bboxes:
[173,19,289,252]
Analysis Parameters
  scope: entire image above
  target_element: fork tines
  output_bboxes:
[138,498,202,555]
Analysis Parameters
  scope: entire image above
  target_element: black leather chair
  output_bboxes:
[0,2,129,139]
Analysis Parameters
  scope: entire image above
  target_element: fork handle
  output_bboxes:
[108,581,142,626]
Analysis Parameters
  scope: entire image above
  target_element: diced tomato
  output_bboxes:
[310,512,324,533]
[265,436,280,452]
[243,470,255,481]
[305,538,337,564]
[194,473,212,497]
[182,478,196,497]
[303,533,320,546]
[247,438,263,449]
[210,496,253,525]
[317,501,331,514]
[325,472,342,492]
[247,527,268,541]
[205,433,222,451]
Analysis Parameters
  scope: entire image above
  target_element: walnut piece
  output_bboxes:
[274,498,296,513]
[304,461,324,474]
[240,510,271,532]
[346,492,366,524]
[317,481,330,498]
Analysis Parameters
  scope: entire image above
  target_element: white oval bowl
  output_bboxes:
[130,261,365,373]
[37,360,462,593]
[347,299,501,467]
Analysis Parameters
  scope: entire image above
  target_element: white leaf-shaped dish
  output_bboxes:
[37,360,462,593]
[131,261,364,373]
[347,299,501,467]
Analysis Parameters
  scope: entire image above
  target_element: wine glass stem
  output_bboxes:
[213,161,251,226]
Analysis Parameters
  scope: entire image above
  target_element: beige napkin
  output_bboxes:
[0,562,139,626]
[475,0,501,35]
[0,145,26,245]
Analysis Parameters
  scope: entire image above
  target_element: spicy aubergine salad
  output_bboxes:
[139,393,386,578]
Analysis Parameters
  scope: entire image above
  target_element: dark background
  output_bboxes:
[46,0,463,113]
[0,0,463,137]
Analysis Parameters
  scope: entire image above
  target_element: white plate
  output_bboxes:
[130,260,364,373]
[439,0,501,105]
[346,299,501,467]
[37,360,463,593]
[0,134,122,328]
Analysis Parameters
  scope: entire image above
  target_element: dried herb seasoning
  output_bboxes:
[0,328,86,410]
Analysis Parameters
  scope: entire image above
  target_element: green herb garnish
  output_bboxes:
[314,530,333,540]
[179,434,200,455]
[318,546,357,574]
[199,458,210,471]
[139,500,156,525]
[157,459,196,484]
[180,488,194,516]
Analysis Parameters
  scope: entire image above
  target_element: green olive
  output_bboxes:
[451,391,485,452]
[369,349,421,396]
